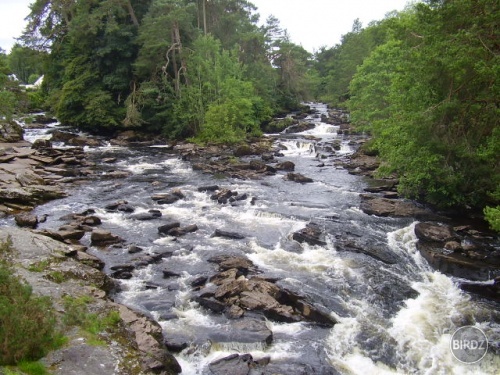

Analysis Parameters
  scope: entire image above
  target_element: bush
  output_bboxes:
[0,257,60,365]
[484,206,500,232]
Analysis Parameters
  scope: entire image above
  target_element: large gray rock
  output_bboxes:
[415,222,456,242]
[0,120,24,142]
[360,195,440,220]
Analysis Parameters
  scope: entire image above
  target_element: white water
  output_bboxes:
[12,103,498,374]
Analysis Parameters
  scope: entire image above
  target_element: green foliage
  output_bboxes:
[7,44,47,84]
[0,50,22,121]
[344,0,499,212]
[16,360,50,375]
[21,0,310,139]
[0,241,61,365]
[484,206,500,232]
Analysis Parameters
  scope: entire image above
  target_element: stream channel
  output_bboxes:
[4,103,500,374]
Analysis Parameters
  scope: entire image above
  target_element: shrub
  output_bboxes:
[0,246,60,365]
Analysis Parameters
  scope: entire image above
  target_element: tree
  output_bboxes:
[347,0,499,219]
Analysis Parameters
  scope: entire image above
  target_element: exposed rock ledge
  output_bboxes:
[0,227,181,375]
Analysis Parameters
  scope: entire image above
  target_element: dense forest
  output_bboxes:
[0,0,498,229]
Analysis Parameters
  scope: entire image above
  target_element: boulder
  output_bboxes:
[460,281,500,302]
[14,212,38,228]
[275,161,295,171]
[208,255,255,273]
[211,189,237,204]
[0,120,23,142]
[285,173,313,183]
[130,210,162,221]
[167,224,198,237]
[212,229,246,240]
[31,139,52,150]
[292,223,326,246]
[198,185,219,192]
[15,170,46,187]
[209,354,253,375]
[117,304,182,374]
[360,195,441,220]
[209,318,273,346]
[0,185,67,206]
[414,222,456,243]
[158,222,181,235]
[90,229,124,246]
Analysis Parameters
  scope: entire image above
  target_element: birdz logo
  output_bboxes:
[450,326,488,363]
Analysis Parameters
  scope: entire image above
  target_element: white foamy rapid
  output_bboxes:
[326,223,500,374]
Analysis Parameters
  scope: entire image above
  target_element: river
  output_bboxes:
[4,103,499,374]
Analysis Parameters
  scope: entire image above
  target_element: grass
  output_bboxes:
[27,259,51,273]
[62,296,121,344]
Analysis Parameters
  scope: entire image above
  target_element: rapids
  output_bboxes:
[3,103,499,374]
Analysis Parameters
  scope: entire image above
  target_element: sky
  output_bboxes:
[0,0,413,53]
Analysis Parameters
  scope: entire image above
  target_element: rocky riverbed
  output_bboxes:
[1,105,499,374]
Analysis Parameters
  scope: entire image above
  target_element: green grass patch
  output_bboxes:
[62,296,121,341]
[27,259,51,273]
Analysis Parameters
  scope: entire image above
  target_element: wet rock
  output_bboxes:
[14,212,38,228]
[209,318,273,346]
[416,242,500,281]
[275,161,295,171]
[163,268,182,278]
[167,224,199,237]
[198,185,219,192]
[261,153,274,162]
[196,296,226,313]
[56,226,86,241]
[208,255,255,273]
[285,173,313,183]
[212,229,246,240]
[105,200,135,213]
[152,189,185,205]
[415,222,456,243]
[158,221,181,235]
[209,353,253,375]
[284,122,316,134]
[344,150,380,176]
[211,188,237,204]
[130,209,162,220]
[164,335,189,353]
[128,245,144,254]
[360,195,441,220]
[90,229,125,246]
[292,223,326,246]
[225,304,245,319]
[31,139,52,150]
[117,304,182,374]
[460,281,500,302]
[50,130,78,143]
[191,275,208,288]
[110,265,135,279]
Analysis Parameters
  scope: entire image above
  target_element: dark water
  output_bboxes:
[4,104,499,374]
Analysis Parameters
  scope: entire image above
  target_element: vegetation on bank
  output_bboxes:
[0,237,123,374]
[312,0,499,229]
[0,238,63,369]
[1,0,498,229]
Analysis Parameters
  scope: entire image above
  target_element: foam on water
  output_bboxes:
[247,239,338,275]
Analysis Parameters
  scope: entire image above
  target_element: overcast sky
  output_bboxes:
[0,0,413,53]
